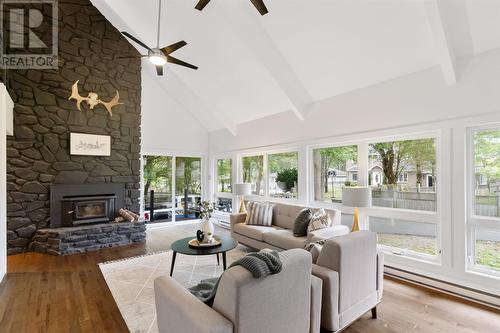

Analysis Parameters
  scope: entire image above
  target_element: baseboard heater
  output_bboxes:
[384,266,500,310]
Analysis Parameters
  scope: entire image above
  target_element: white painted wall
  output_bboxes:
[141,71,209,155]
[209,49,500,153]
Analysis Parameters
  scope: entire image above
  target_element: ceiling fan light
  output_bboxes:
[149,54,167,66]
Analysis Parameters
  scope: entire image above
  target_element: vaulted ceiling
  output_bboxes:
[91,0,500,135]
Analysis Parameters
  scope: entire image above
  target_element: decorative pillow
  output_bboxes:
[307,209,331,234]
[304,239,328,263]
[245,202,274,226]
[293,208,312,237]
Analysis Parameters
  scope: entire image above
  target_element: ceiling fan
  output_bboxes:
[120,0,198,76]
[195,0,268,16]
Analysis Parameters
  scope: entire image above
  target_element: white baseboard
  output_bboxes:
[385,265,500,310]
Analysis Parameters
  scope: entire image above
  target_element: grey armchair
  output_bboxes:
[155,248,323,333]
[311,231,384,332]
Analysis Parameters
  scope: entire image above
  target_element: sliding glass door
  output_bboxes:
[142,155,203,224]
[175,157,202,221]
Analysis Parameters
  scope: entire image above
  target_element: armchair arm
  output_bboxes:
[229,213,246,231]
[377,249,384,301]
[311,264,340,332]
[306,225,350,243]
[154,276,233,333]
[310,275,323,333]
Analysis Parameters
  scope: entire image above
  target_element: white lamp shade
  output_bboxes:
[342,187,371,208]
[234,183,252,196]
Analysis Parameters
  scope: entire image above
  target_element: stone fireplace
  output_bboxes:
[27,183,146,256]
[3,0,144,255]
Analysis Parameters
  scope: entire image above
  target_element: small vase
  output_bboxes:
[201,217,214,242]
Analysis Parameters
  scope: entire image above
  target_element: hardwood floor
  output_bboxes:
[0,222,499,333]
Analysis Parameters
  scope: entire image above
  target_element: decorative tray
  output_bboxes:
[188,238,222,248]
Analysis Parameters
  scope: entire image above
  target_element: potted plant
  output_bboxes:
[200,201,216,242]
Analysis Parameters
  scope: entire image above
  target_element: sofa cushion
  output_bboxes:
[263,229,308,249]
[293,208,312,237]
[234,223,279,241]
[245,202,274,226]
[272,203,305,229]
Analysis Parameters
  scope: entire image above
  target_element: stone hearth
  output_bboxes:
[31,221,146,255]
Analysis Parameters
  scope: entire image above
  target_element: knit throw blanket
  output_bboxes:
[188,250,282,306]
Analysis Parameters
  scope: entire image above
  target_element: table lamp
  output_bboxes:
[342,186,371,232]
[234,183,252,214]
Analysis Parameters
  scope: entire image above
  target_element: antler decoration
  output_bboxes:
[68,80,123,116]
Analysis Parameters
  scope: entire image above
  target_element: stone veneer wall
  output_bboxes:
[3,0,142,254]
[32,222,146,256]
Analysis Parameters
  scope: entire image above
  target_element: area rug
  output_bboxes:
[99,246,249,333]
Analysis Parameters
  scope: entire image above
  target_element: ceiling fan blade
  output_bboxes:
[166,55,198,70]
[250,0,268,15]
[161,41,187,55]
[195,0,211,11]
[156,65,164,76]
[115,55,148,59]
[121,31,152,51]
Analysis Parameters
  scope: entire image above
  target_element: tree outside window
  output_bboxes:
[313,145,357,203]
[471,128,500,272]
[268,152,298,199]
[217,158,232,193]
[242,155,264,196]
[369,138,436,212]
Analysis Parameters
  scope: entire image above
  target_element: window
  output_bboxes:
[242,155,265,196]
[369,138,437,212]
[468,127,500,274]
[175,157,202,221]
[216,158,232,193]
[268,152,299,199]
[369,216,438,256]
[143,155,173,222]
[313,145,357,203]
[472,129,500,218]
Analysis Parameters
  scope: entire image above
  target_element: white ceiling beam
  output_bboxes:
[91,0,237,135]
[222,2,312,120]
[148,66,238,136]
[425,0,457,85]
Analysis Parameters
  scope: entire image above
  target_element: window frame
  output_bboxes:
[237,148,301,204]
[307,131,443,264]
[466,124,500,278]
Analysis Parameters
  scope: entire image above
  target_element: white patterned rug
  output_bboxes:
[99,246,249,333]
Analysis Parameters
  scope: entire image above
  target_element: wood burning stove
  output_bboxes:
[50,183,125,228]
[61,195,116,226]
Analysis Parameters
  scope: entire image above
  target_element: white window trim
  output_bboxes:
[237,148,301,204]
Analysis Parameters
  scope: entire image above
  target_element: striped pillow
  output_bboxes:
[245,202,274,226]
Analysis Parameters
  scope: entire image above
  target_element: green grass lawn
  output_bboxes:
[476,240,500,270]
[377,234,437,255]
[377,234,500,271]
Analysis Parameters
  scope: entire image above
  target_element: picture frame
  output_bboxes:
[70,132,111,156]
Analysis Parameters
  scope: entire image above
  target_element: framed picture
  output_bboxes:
[70,133,111,156]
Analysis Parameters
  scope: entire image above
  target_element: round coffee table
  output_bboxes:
[169,235,238,276]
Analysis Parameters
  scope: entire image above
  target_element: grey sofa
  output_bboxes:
[312,231,384,332]
[155,248,323,333]
[230,202,350,251]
